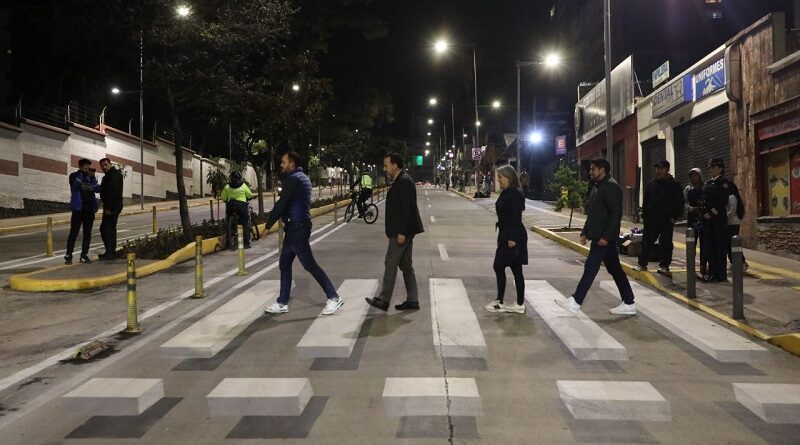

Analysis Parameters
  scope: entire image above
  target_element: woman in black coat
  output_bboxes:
[485,165,528,314]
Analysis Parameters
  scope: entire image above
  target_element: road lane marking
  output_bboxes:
[430,216,436,223]
[438,244,449,261]
[430,278,486,358]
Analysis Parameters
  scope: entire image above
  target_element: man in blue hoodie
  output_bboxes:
[65,158,99,264]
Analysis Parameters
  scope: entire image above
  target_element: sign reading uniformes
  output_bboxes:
[694,58,725,100]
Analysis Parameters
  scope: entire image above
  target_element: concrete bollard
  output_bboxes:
[152,206,158,233]
[192,235,205,298]
[237,224,247,276]
[686,228,696,299]
[46,217,54,257]
[123,253,142,334]
[731,236,744,320]
[209,199,214,220]
[278,220,284,253]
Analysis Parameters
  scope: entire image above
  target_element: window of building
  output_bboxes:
[761,146,800,216]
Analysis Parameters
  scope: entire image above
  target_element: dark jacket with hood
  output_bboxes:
[100,167,124,213]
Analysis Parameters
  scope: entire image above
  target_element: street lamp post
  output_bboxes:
[433,39,479,151]
[138,30,144,210]
[515,53,561,174]
[604,0,614,169]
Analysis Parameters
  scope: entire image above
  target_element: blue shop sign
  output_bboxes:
[694,58,725,100]
[652,74,693,117]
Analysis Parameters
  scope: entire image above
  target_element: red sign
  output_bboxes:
[555,135,567,155]
[758,114,800,140]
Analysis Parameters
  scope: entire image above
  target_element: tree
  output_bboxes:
[142,0,295,238]
[546,163,588,229]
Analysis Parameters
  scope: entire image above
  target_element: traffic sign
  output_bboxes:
[471,148,481,161]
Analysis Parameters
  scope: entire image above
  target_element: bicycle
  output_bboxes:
[226,200,260,250]
[344,189,378,224]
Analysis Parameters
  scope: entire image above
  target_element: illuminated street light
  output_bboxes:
[491,100,501,109]
[427,132,431,136]
[463,133,468,137]
[292,83,300,92]
[111,87,121,95]
[544,52,562,69]
[176,4,191,17]
[529,131,543,144]
[425,150,430,156]
[434,39,449,54]
[429,97,438,106]
[427,118,434,125]
[426,141,431,146]
[475,120,481,126]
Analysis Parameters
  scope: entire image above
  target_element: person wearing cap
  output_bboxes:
[635,160,684,274]
[701,158,729,282]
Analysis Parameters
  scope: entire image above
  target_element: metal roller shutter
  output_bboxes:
[674,105,730,182]
[641,137,667,179]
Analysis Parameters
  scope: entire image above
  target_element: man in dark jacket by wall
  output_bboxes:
[366,152,424,311]
[635,160,685,274]
[65,158,99,264]
[555,158,636,316]
[98,158,123,260]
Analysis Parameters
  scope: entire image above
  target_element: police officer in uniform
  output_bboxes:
[701,158,729,282]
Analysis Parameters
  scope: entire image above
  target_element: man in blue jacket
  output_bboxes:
[263,151,343,316]
[65,158,99,264]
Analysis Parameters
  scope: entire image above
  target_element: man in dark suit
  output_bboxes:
[366,152,425,311]
[98,158,124,260]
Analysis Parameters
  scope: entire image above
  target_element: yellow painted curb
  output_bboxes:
[9,195,357,292]
[451,189,476,202]
[530,225,800,357]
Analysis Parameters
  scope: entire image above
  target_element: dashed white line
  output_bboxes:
[438,243,449,261]
[430,216,436,223]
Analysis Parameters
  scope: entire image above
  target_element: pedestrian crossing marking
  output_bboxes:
[733,383,800,424]
[383,377,480,417]
[206,378,313,416]
[557,380,671,421]
[437,244,449,261]
[62,378,164,416]
[430,278,487,358]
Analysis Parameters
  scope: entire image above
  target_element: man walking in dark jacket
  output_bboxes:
[263,151,343,316]
[98,158,123,260]
[65,158,99,264]
[635,160,684,274]
[366,152,424,311]
[555,158,636,316]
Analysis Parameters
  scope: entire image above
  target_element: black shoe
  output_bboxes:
[99,254,114,261]
[64,255,73,265]
[365,297,389,311]
[244,245,252,249]
[79,255,91,263]
[395,301,420,311]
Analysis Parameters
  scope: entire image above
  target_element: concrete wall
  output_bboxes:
[0,119,250,217]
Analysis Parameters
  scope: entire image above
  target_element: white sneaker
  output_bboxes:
[609,302,637,315]
[504,303,526,314]
[634,265,648,272]
[484,300,505,313]
[554,296,581,314]
[658,266,671,274]
[265,302,289,314]
[322,297,344,315]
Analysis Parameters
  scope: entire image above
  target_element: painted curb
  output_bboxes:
[529,225,799,358]
[7,193,370,293]
[451,189,476,202]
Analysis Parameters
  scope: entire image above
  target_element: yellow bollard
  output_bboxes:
[209,199,214,220]
[152,206,158,233]
[123,253,142,334]
[46,217,54,257]
[192,235,205,298]
[278,220,284,253]
[237,224,248,276]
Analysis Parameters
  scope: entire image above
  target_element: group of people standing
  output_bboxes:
[635,157,748,283]
[65,158,123,264]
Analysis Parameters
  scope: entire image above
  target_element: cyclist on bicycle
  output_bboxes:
[350,170,373,218]
[221,171,254,248]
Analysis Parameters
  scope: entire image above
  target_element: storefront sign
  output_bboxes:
[652,60,670,88]
[694,58,726,100]
[758,114,800,140]
[652,74,693,117]
[555,135,567,155]
[575,56,636,146]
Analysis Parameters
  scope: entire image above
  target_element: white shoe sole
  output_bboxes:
[322,299,344,315]
[504,307,525,314]
[609,309,637,315]
[265,307,289,314]
[554,299,580,314]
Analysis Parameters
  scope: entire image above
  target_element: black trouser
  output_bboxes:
[727,225,747,264]
[493,258,524,305]
[357,188,372,215]
[100,210,120,256]
[702,215,728,280]
[66,210,94,258]
[638,217,674,268]
[574,241,635,305]
[226,200,251,247]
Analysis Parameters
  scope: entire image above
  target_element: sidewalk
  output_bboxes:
[522,200,800,341]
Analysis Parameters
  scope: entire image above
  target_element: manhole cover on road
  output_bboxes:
[786,320,800,332]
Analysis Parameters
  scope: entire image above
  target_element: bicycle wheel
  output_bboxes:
[363,204,379,224]
[344,201,355,222]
